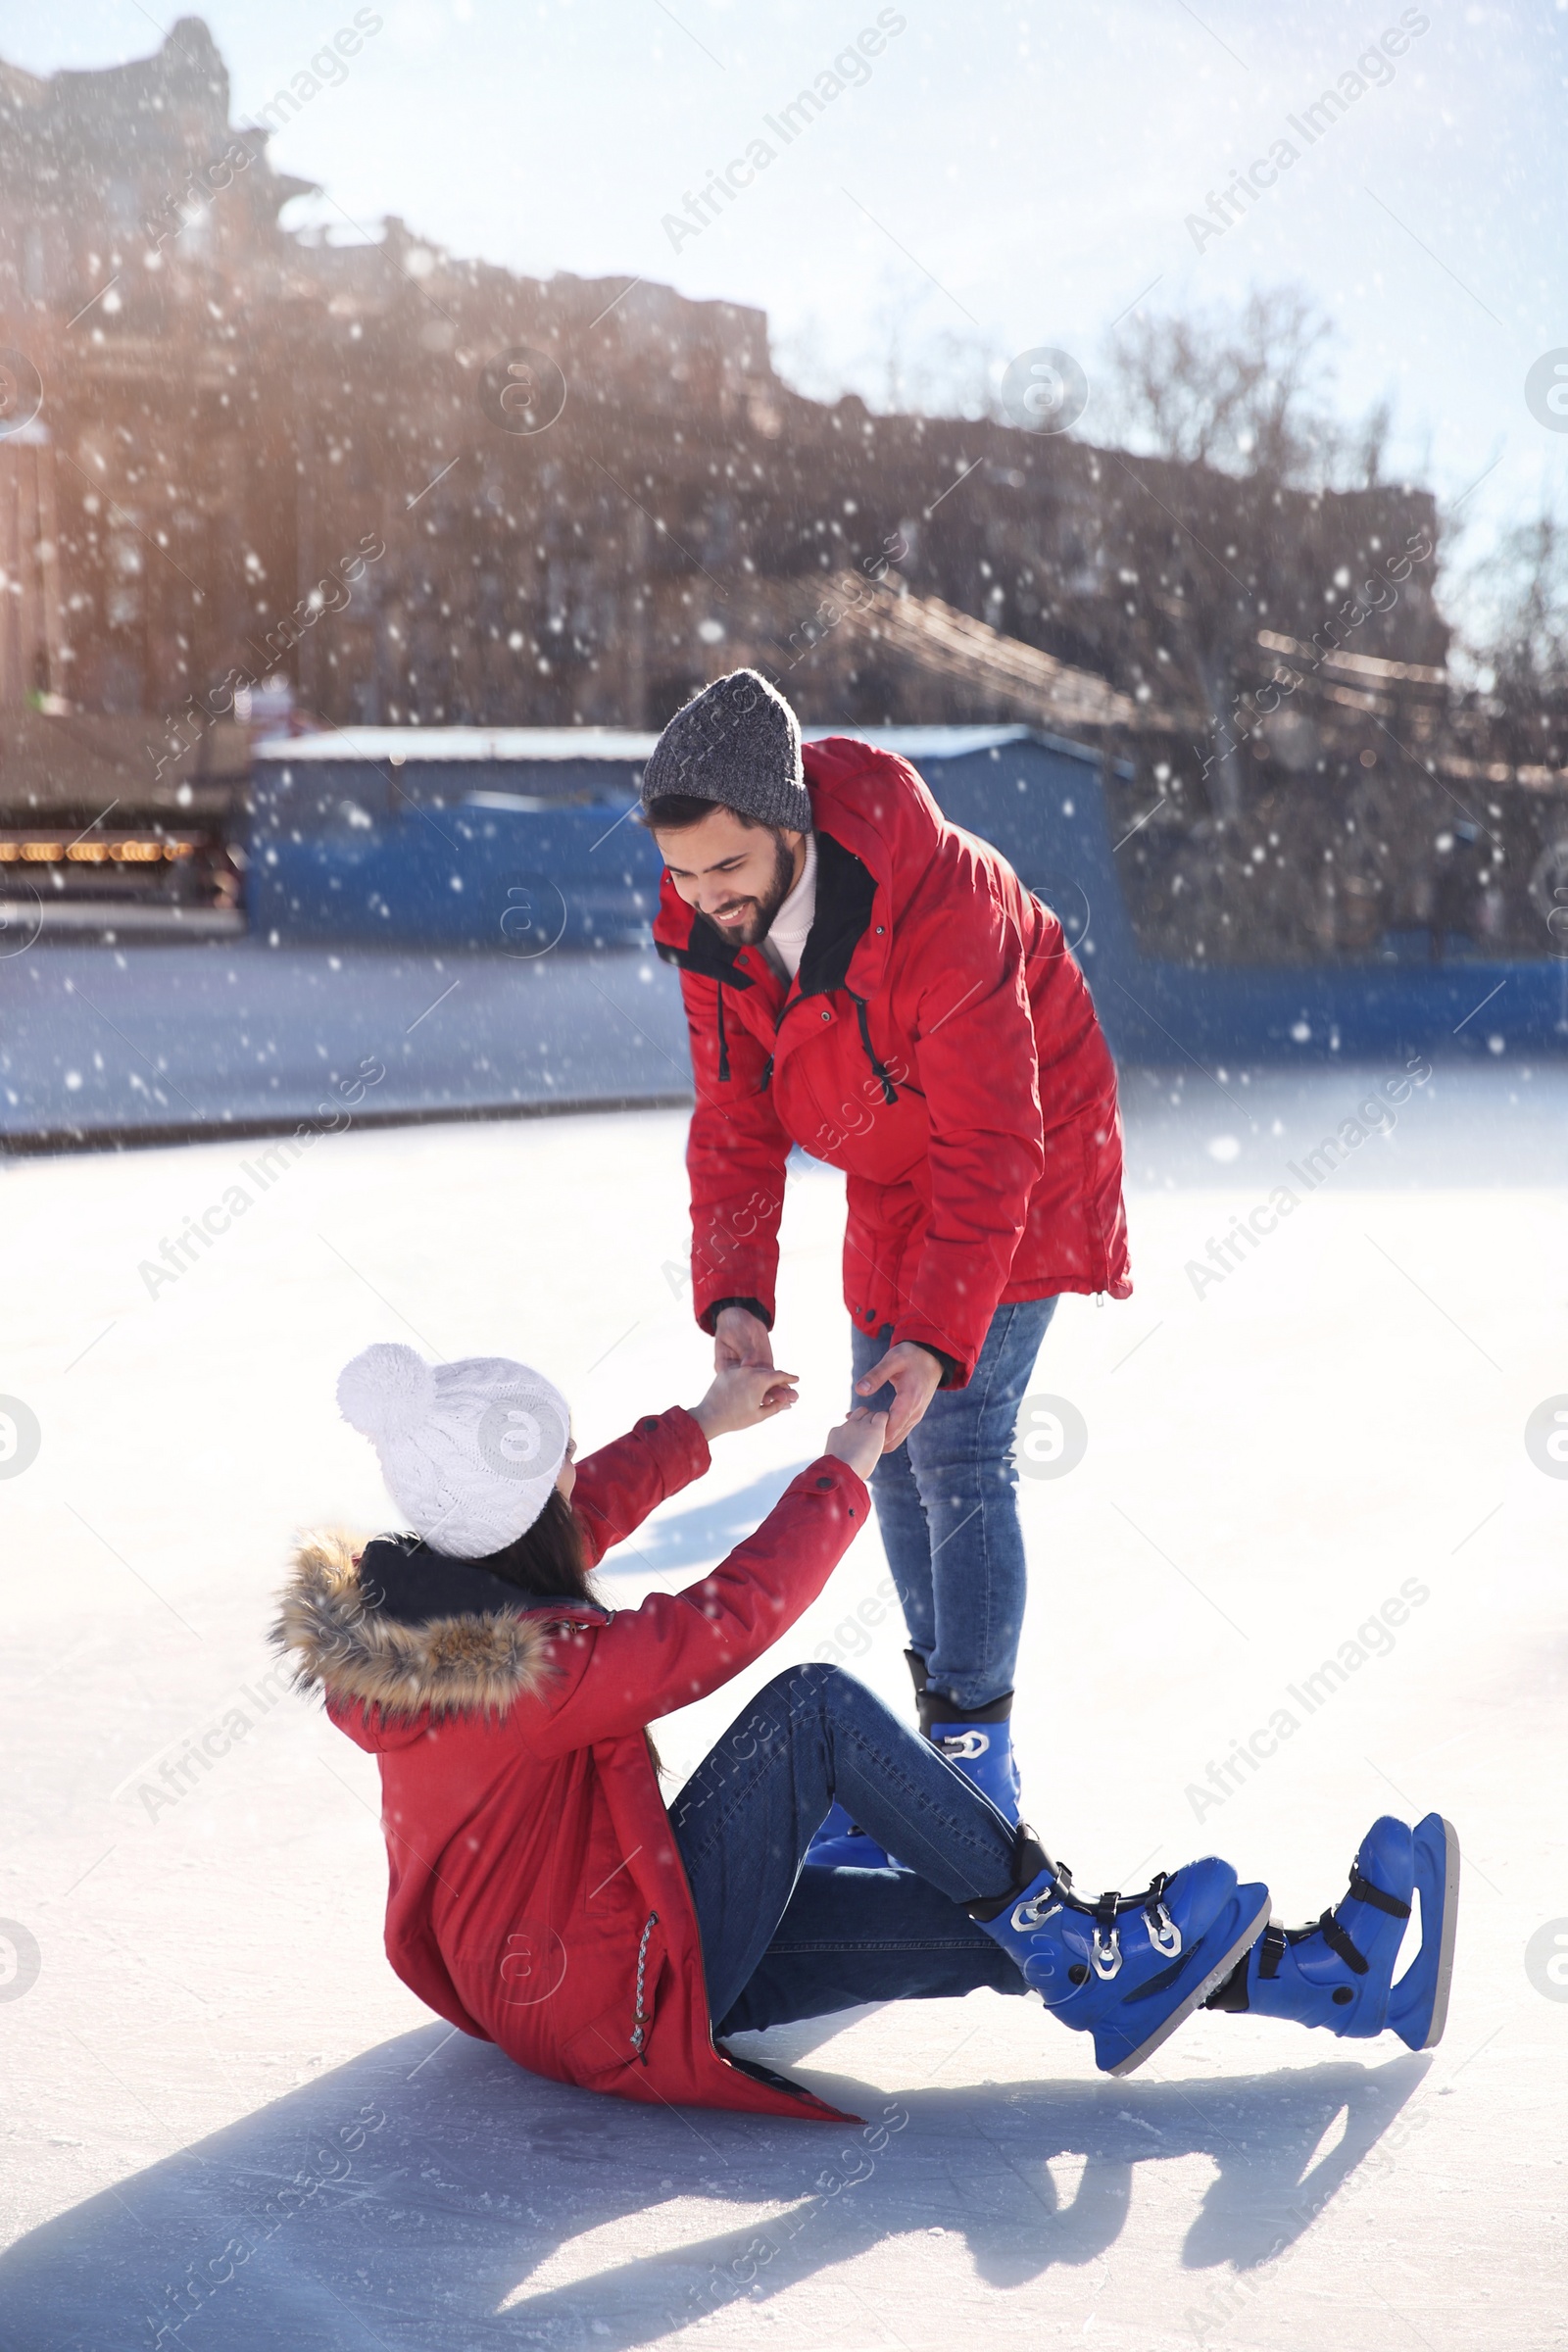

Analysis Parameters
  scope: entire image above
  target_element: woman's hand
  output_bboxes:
[691,1361,799,1443]
[823,1405,889,1482]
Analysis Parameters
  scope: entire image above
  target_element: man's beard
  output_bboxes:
[697,832,798,950]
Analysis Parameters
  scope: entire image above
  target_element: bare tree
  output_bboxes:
[1467,512,1568,702]
[1102,288,1392,489]
[1350,396,1394,489]
[1093,290,1418,834]
[860,301,1005,422]
[906,327,1008,422]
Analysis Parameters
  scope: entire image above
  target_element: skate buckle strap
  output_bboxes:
[1011,1890,1063,1934]
[936,1729,991,1762]
[1091,1924,1123,1980]
[1348,1868,1412,1919]
[1257,1922,1288,1980]
[1010,1854,1073,1935]
[1090,1890,1124,1980]
[1144,1877,1183,1958]
[1317,1906,1371,1976]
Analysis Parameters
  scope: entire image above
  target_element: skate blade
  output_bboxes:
[1389,1812,1460,2051]
[1102,1888,1272,2080]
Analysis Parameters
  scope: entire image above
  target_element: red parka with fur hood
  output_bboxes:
[653,736,1132,1383]
[274,1406,867,2122]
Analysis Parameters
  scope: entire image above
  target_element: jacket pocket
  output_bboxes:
[561,1912,666,2082]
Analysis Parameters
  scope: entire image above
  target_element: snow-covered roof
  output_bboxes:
[252,727,663,762]
[810,726,1036,757]
[250,722,1094,764]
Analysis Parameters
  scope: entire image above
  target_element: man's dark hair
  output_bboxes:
[640,792,777,834]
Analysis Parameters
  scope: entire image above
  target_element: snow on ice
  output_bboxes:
[0,1065,1561,2349]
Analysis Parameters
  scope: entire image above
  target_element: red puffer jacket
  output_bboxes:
[654,735,1132,1382]
[274,1408,867,2122]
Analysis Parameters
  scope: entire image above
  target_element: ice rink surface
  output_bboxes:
[1,1060,1564,2350]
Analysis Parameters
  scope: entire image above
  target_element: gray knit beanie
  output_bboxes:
[640,668,812,832]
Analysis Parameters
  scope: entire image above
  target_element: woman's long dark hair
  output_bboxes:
[476,1486,661,1768]
[474,1487,597,1604]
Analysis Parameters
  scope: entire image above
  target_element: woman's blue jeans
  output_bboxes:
[852,1296,1057,1713]
[670,1663,1029,2034]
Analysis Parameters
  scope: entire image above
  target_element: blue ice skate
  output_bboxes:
[803,1725,1017,1871]
[922,1704,1022,1821]
[970,1838,1271,2078]
[928,1720,1019,1814]
[1205,1812,1458,2050]
[804,1800,892,1871]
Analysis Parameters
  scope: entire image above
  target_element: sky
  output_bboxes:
[4,0,1567,609]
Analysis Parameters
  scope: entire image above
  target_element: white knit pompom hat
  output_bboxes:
[336,1342,571,1560]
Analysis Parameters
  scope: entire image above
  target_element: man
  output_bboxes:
[646,668,1130,1859]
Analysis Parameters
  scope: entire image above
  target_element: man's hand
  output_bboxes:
[713,1303,774,1373]
[824,1405,889,1482]
[692,1361,798,1443]
[856,1341,945,1451]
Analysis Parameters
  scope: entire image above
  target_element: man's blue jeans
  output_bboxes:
[852,1297,1057,1713]
[669,1663,1028,2033]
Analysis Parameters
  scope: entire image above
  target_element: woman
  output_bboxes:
[273,1342,1458,2122]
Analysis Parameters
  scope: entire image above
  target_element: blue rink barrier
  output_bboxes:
[0,942,693,1149]
[250,725,1568,1067]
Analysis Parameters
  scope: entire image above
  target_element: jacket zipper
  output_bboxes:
[851,994,898,1105]
[630,1910,659,2062]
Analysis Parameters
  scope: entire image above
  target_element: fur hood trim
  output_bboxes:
[272,1530,560,1719]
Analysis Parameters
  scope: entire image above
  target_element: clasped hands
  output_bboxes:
[692,1302,944,1482]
